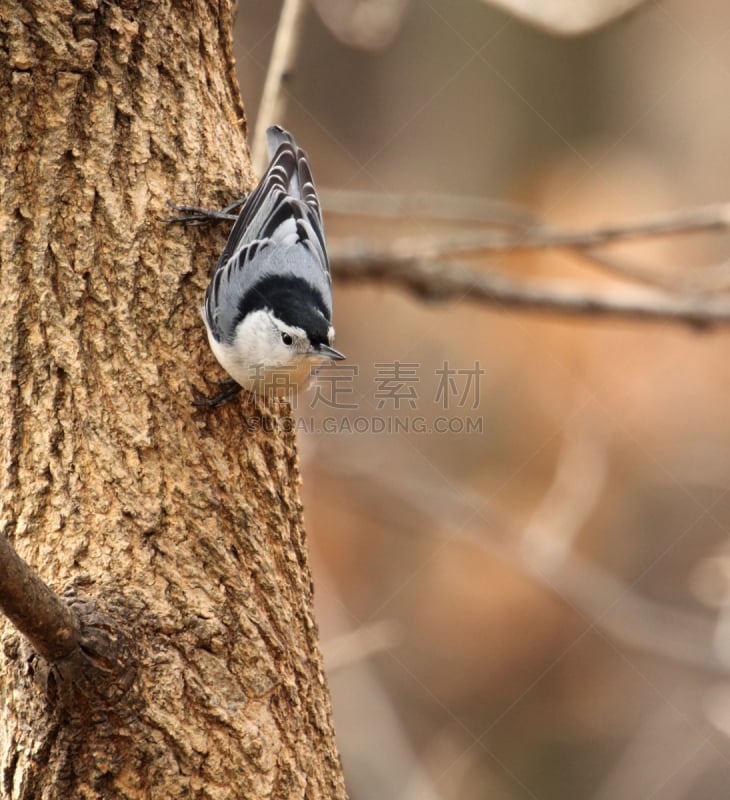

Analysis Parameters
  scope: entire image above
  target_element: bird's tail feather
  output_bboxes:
[265,126,321,222]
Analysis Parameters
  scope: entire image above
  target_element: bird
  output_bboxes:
[199,125,344,407]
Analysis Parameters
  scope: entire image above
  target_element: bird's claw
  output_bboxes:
[192,379,243,408]
[164,196,247,226]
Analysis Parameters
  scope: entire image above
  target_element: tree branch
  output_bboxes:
[0,531,80,662]
[320,188,536,228]
[169,193,730,326]
[330,250,730,327]
[251,0,308,175]
[328,200,730,254]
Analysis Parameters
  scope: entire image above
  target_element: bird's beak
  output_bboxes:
[314,344,346,361]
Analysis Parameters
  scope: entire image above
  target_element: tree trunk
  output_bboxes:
[0,2,347,798]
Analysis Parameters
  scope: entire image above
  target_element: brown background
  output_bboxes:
[235,2,730,798]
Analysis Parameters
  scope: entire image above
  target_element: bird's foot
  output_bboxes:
[192,379,243,408]
[164,196,247,226]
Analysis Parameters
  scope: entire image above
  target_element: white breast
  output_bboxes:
[205,311,319,395]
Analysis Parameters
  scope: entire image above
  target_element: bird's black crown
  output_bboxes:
[236,275,331,346]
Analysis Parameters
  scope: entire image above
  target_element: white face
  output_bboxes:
[212,309,334,391]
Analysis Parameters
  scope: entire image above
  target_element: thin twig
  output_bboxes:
[251,0,308,175]
[334,202,730,256]
[0,531,80,662]
[330,251,730,328]
[320,188,536,229]
[579,249,690,292]
[553,248,730,294]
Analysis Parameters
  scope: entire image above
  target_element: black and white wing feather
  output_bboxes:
[204,126,332,345]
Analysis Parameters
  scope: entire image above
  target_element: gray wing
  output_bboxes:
[205,126,331,344]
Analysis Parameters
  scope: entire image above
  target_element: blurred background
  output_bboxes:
[235,2,730,798]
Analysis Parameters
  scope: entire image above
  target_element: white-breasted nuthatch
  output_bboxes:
[200,126,344,405]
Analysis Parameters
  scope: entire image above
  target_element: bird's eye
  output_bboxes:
[281,332,294,346]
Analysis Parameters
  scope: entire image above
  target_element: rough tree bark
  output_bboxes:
[0,2,347,798]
